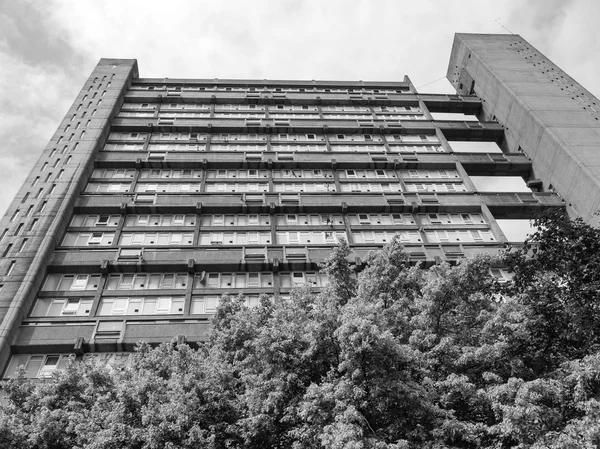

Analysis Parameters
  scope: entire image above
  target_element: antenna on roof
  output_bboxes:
[495,18,514,34]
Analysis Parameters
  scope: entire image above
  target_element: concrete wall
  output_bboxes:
[0,59,139,369]
[447,33,600,226]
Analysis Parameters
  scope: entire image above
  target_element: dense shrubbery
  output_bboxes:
[2,212,600,448]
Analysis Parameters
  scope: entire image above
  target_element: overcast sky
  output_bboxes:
[1,0,599,219]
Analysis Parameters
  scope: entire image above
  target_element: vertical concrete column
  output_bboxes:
[480,203,508,243]
[455,161,477,192]
[418,99,434,121]
[0,59,139,371]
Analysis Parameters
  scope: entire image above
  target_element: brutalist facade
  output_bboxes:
[0,33,574,378]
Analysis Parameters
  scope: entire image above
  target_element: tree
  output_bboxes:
[2,214,600,448]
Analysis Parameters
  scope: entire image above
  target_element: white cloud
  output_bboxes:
[1,0,599,216]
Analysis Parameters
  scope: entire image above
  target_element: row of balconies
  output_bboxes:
[123,90,482,114]
[93,150,532,176]
[73,191,563,217]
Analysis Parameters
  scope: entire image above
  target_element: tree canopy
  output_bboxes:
[2,211,600,448]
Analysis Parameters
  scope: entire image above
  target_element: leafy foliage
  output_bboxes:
[2,214,600,448]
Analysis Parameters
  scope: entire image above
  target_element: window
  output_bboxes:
[30,297,93,317]
[61,232,114,246]
[105,273,187,290]
[199,232,271,245]
[2,244,12,258]
[97,296,184,316]
[18,239,27,252]
[124,214,195,227]
[276,231,346,245]
[190,295,221,314]
[279,272,328,288]
[4,354,73,379]
[352,230,422,244]
[70,214,121,227]
[119,232,194,246]
[194,272,273,289]
[200,214,270,226]
[41,274,99,292]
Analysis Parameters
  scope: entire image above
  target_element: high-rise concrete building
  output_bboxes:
[1,33,578,379]
[448,33,600,226]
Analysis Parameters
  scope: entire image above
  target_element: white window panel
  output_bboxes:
[85,183,131,193]
[353,230,422,244]
[200,214,270,226]
[388,145,444,153]
[405,183,466,192]
[125,214,196,227]
[390,134,439,143]
[207,170,268,179]
[139,169,202,178]
[98,296,185,316]
[215,104,266,111]
[30,297,93,317]
[330,145,385,153]
[275,214,343,225]
[425,231,447,243]
[91,169,137,179]
[190,295,221,314]
[269,113,319,119]
[271,134,323,142]
[70,214,120,227]
[271,144,326,152]
[62,232,114,246]
[41,274,101,291]
[339,183,401,193]
[5,354,75,379]
[205,183,269,193]
[392,214,414,224]
[279,272,328,288]
[102,143,146,152]
[273,169,333,178]
[205,170,269,179]
[146,143,206,152]
[199,232,271,245]
[269,105,317,112]
[276,231,345,245]
[329,134,383,142]
[122,103,157,110]
[273,183,335,193]
[419,213,488,225]
[460,213,485,224]
[347,213,414,225]
[321,105,370,112]
[193,272,274,289]
[108,132,148,141]
[119,232,193,246]
[135,183,201,193]
[159,112,210,118]
[211,133,267,142]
